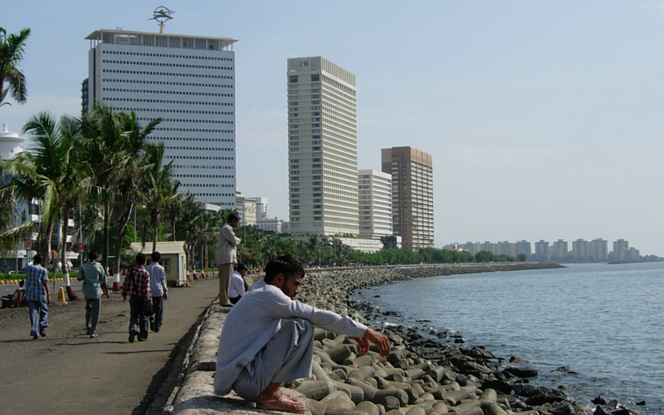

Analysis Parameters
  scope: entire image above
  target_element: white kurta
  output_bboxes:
[213,280,367,396]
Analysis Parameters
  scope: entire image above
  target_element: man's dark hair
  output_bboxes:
[32,253,42,265]
[151,251,161,262]
[228,213,240,222]
[136,253,147,266]
[88,251,98,261]
[236,263,248,272]
[264,255,305,283]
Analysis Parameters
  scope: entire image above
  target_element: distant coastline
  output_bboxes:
[608,257,664,265]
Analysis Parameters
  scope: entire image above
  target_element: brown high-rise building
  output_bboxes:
[381,147,434,250]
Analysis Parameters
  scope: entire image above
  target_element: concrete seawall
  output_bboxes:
[164,262,636,415]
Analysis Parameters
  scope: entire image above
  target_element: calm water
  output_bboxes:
[352,262,664,413]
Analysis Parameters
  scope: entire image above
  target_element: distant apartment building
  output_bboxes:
[287,57,359,236]
[588,238,608,261]
[256,217,283,234]
[458,242,481,255]
[610,239,630,261]
[251,197,269,221]
[358,169,393,239]
[571,239,588,261]
[535,240,551,260]
[381,147,434,250]
[235,191,257,227]
[516,240,532,257]
[552,239,569,260]
[497,241,517,257]
[84,28,238,209]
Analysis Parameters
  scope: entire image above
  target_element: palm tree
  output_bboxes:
[0,161,37,252]
[8,112,89,300]
[81,103,126,277]
[165,188,187,242]
[0,27,30,107]
[177,195,204,270]
[111,110,161,280]
[142,142,178,253]
[70,203,103,257]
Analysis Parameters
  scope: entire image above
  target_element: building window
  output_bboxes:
[311,74,319,81]
[290,76,298,83]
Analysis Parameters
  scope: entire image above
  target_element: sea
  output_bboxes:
[351,261,664,413]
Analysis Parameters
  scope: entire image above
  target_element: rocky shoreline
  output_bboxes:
[293,263,638,415]
[167,262,639,415]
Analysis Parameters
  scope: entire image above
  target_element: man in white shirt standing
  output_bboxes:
[216,213,241,307]
[146,251,168,333]
[229,263,248,304]
[214,254,391,413]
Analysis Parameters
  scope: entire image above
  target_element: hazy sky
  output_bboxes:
[3,1,663,256]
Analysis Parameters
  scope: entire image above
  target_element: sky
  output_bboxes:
[2,1,664,256]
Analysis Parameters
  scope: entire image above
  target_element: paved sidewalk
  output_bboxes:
[0,276,220,415]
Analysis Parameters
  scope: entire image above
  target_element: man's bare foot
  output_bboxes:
[255,393,305,413]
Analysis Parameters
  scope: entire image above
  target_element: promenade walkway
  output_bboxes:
[0,275,220,415]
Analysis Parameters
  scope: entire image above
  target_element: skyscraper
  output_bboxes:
[358,169,392,239]
[84,28,238,208]
[381,146,434,250]
[287,57,358,236]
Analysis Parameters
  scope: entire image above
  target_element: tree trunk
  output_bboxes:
[60,208,79,301]
[151,211,159,253]
[114,190,134,279]
[103,200,119,291]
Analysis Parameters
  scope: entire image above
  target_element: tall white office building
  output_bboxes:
[85,28,238,208]
[358,169,392,239]
[287,57,358,236]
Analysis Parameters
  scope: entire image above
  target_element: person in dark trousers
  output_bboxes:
[146,251,168,332]
[122,253,152,342]
[229,263,248,304]
[77,251,110,338]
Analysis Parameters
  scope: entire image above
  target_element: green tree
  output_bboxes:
[0,27,30,107]
[111,110,161,278]
[8,113,89,299]
[0,161,36,252]
[142,142,178,253]
[474,250,495,263]
[81,103,128,274]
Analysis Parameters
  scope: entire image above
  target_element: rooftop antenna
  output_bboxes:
[149,6,174,33]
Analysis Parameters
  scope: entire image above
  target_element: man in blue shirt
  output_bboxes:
[78,251,110,338]
[25,253,50,339]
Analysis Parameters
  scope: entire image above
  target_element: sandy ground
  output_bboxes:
[0,277,220,415]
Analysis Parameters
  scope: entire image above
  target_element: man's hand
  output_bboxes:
[46,295,51,305]
[122,295,127,303]
[355,328,391,357]
[163,293,168,301]
[104,293,110,299]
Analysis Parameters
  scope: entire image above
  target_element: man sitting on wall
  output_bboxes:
[214,254,391,413]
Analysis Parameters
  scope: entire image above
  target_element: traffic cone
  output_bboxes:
[185,275,190,287]
[56,287,68,305]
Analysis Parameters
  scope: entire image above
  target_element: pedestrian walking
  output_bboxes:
[25,253,50,339]
[122,253,152,342]
[146,251,167,332]
[77,251,110,338]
